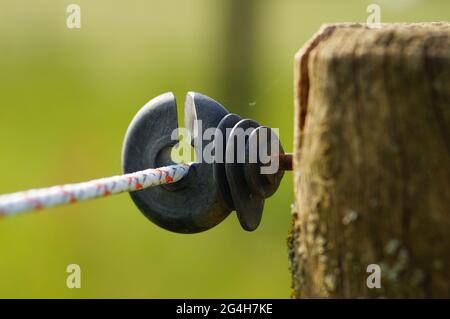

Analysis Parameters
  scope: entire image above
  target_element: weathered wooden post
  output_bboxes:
[289,23,450,298]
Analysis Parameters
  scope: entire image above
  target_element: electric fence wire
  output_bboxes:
[0,163,191,218]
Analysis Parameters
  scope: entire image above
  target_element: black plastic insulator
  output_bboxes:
[122,92,285,233]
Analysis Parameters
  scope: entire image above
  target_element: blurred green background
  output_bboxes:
[0,0,448,298]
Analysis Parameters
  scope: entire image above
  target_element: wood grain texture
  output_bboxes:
[289,23,450,298]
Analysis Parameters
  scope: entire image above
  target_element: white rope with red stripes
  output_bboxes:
[0,163,191,218]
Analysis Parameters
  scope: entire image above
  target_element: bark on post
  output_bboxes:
[288,23,450,298]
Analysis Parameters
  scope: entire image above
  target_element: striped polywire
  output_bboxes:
[0,163,191,218]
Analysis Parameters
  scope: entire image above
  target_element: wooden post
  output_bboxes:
[288,23,450,298]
